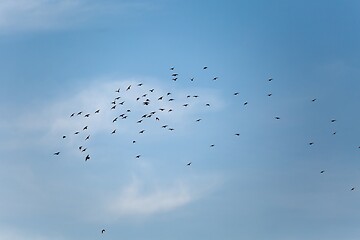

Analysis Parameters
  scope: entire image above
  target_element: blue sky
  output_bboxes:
[1,0,360,239]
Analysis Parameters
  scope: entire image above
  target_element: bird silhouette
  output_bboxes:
[235,133,240,136]
[190,78,194,81]
[133,140,136,143]
[206,103,210,107]
[85,154,90,161]
[101,229,106,234]
[167,92,171,96]
[170,67,175,70]
[77,111,82,115]
[95,109,100,113]
[70,113,75,117]
[135,155,141,158]
[74,131,80,135]
[268,93,272,97]
[138,83,143,86]
[268,78,273,81]
[320,170,325,174]
[187,162,192,166]
[115,88,120,92]
[169,98,175,101]
[210,144,215,147]
[234,92,239,96]
[111,129,116,134]
[196,119,202,122]
[126,85,131,91]
[159,108,165,111]
[136,97,140,101]
[111,105,116,110]
[275,117,280,120]
[82,148,87,152]
[85,135,90,140]
[162,125,168,128]
[312,98,317,102]
[158,96,163,100]
[84,114,90,117]
[244,102,248,106]
[62,135,66,139]
[149,89,154,92]
[169,128,175,131]
[183,104,189,107]
[172,73,178,77]
[351,187,355,191]
[112,117,118,123]
[331,119,336,122]
[213,77,218,80]
[137,120,143,123]
[54,152,60,155]
[203,66,208,70]
[309,142,314,145]
[83,126,88,130]
[139,130,145,134]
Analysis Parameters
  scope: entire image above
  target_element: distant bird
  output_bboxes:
[244,102,248,106]
[77,111,82,115]
[138,83,143,86]
[54,152,60,155]
[187,95,191,98]
[183,104,189,107]
[169,98,175,101]
[331,119,336,122]
[85,154,90,161]
[83,126,88,130]
[82,148,87,152]
[111,129,116,134]
[172,73,178,77]
[143,101,150,106]
[351,187,355,191]
[101,229,106,234]
[210,144,215,147]
[159,108,165,111]
[275,117,280,120]
[156,117,160,121]
[115,96,121,100]
[95,109,100,113]
[170,67,175,70]
[169,128,175,131]
[235,133,240,136]
[70,113,75,117]
[234,92,239,96]
[84,114,90,117]
[203,66,208,70]
[119,101,125,105]
[127,109,131,112]
[142,94,147,97]
[320,170,325,174]
[193,95,199,98]
[111,105,116,110]
[137,120,143,123]
[139,130,145,134]
[206,103,210,107]
[85,135,90,141]
[268,93,272,97]
[311,98,317,102]
[167,92,171,96]
[172,78,177,81]
[268,78,273,82]
[119,113,125,117]
[158,96,163,100]
[112,117,118,123]
[142,114,148,118]
[187,162,192,166]
[74,131,80,135]
[111,101,116,105]
[62,135,66,139]
[309,142,314,146]
[126,85,131,91]
[333,132,337,135]
[135,155,141,158]
[196,119,202,122]
[190,78,194,81]
[168,109,173,112]
[136,97,140,101]
[162,125,168,128]
[115,88,120,92]
[213,77,218,80]
[149,89,154,92]
[79,146,82,150]
[133,140,136,144]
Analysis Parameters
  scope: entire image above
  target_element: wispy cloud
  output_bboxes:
[0,0,153,33]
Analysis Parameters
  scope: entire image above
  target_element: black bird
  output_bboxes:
[77,111,82,115]
[112,117,118,123]
[268,78,273,81]
[74,131,80,135]
[137,120,143,123]
[196,119,202,122]
[183,104,189,107]
[115,88,120,92]
[206,103,210,107]
[133,140,136,143]
[85,154,90,161]
[142,94,147,97]
[156,117,160,121]
[187,95,191,98]
[111,105,116,110]
[351,187,355,191]
[126,85,131,91]
[101,229,106,234]
[84,113,90,117]
[119,101,125,105]
[190,78,194,81]
[210,144,215,147]
[235,133,240,136]
[312,98,317,102]
[83,126,88,130]
[85,135,90,141]
[54,152,60,155]
[333,132,337,135]
[135,155,141,158]
[127,109,131,112]
[111,129,116,134]
[167,92,171,96]
[234,92,239,96]
[95,109,100,113]
[111,101,116,105]
[143,101,150,106]
[275,117,280,120]
[309,142,314,146]
[268,93,272,97]
[119,113,125,117]
[187,162,192,166]
[158,96,163,100]
[162,125,168,128]
[70,113,75,117]
[168,109,173,112]
[169,128,174,131]
[331,119,336,122]
[122,115,128,119]
[170,67,175,70]
[172,73,178,77]
[138,83,143,86]
[149,89,154,92]
[169,98,175,101]
[139,130,145,134]
[244,102,248,106]
[115,96,121,100]
[172,78,177,81]
[203,66,208,70]
[159,108,165,111]
[193,95,199,98]
[213,77,218,81]
[62,135,66,139]
[320,170,325,174]
[142,114,148,118]
[82,148,87,152]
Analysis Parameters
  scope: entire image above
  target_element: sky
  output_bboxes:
[1,0,360,239]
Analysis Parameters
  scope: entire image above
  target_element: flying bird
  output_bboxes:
[115,88,120,92]
[74,131,79,135]
[320,170,325,174]
[331,119,336,122]
[169,128,175,131]
[112,117,118,123]
[54,152,60,155]
[213,77,218,80]
[139,130,145,134]
[126,85,131,91]
[111,105,116,110]
[170,67,175,70]
[168,109,173,112]
[309,142,314,145]
[135,155,141,158]
[275,117,280,120]
[77,111,82,115]
[84,114,90,117]
[162,125,168,128]
[190,78,194,81]
[196,119,202,122]
[85,135,90,141]
[62,135,66,139]
[268,78,273,81]
[351,187,355,191]
[183,104,189,107]
[83,126,88,130]
[138,83,143,86]
[169,98,175,101]
[167,92,171,96]
[268,93,272,97]
[244,102,248,106]
[70,113,75,117]
[203,66,208,70]
[149,89,154,92]
[234,92,239,96]
[111,129,116,134]
[158,96,163,100]
[85,154,90,161]
[101,229,106,234]
[210,144,215,147]
[187,162,192,166]
[95,109,100,113]
[235,133,240,136]
[311,98,317,102]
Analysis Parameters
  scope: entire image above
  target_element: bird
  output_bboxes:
[70,113,75,117]
[77,111,82,115]
[101,229,106,234]
[54,152,60,155]
[244,102,248,106]
[83,126,88,130]
[311,98,317,102]
[206,103,210,107]
[268,93,272,97]
[193,95,199,98]
[190,78,194,81]
[268,78,273,81]
[126,85,131,91]
[84,114,90,117]
[196,119,202,122]
[115,96,121,100]
[143,101,150,106]
[309,142,314,146]
[85,135,90,140]
[234,92,239,96]
[203,66,208,70]
[213,77,218,80]
[111,105,116,110]
[82,148,87,152]
[351,187,355,191]
[115,88,120,92]
[172,78,177,81]
[111,129,116,134]
[169,128,175,131]
[187,162,192,166]
[79,146,82,150]
[187,95,191,98]
[127,109,131,112]
[172,73,178,77]
[235,133,240,136]
[142,94,147,97]
[119,101,125,105]
[320,170,325,174]
[162,125,168,128]
[135,155,141,158]
[183,104,189,107]
[74,131,79,135]
[331,119,336,123]
[85,154,90,161]
[138,83,143,86]
[333,132,337,135]
[169,98,175,101]
[62,135,66,139]
[170,67,175,70]
[149,89,154,92]
[159,108,165,111]
[132,140,136,144]
[275,117,280,120]
[158,96,163,100]
[139,130,145,134]
[167,92,171,96]
[210,144,215,147]
[112,117,118,123]
[111,101,116,105]
[137,120,143,124]
[95,109,100,113]
[168,109,173,112]
[136,97,140,101]
[156,117,160,121]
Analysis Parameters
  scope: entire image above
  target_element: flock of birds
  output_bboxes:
[52,65,355,236]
